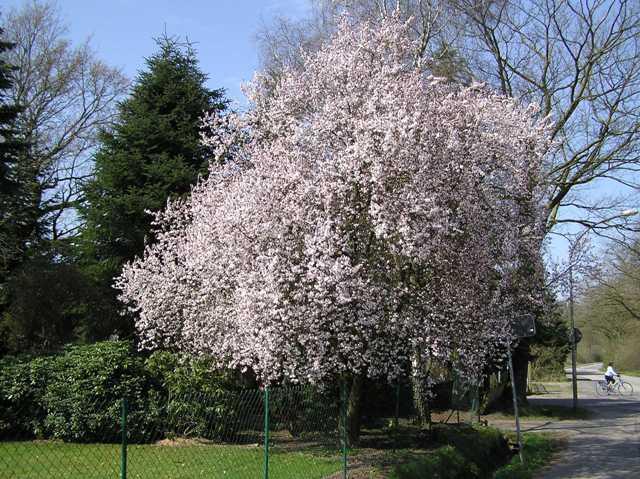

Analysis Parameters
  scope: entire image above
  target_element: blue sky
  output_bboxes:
[4,0,311,106]
[4,1,636,262]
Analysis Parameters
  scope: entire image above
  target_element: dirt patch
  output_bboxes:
[324,447,434,479]
[154,437,260,448]
[155,437,208,447]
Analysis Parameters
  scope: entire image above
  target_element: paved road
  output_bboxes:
[519,363,640,478]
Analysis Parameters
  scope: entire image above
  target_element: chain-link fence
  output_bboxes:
[0,385,342,479]
[0,377,484,479]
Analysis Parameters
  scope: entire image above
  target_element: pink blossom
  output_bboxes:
[117,16,550,385]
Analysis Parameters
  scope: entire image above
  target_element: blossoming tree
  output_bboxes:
[118,16,550,442]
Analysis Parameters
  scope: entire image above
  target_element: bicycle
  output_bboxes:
[595,375,634,396]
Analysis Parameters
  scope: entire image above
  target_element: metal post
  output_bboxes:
[507,346,523,463]
[341,381,348,479]
[569,264,578,412]
[120,398,128,479]
[264,387,270,479]
[476,381,481,424]
[394,382,400,452]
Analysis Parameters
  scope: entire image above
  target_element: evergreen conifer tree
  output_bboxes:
[0,27,29,291]
[80,36,228,338]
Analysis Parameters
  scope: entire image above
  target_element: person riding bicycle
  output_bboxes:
[604,362,618,389]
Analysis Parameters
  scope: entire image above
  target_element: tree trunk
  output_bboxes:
[496,342,531,408]
[411,373,430,426]
[346,375,363,447]
[512,342,530,405]
[410,349,432,427]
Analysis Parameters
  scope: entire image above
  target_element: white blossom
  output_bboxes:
[117,16,550,385]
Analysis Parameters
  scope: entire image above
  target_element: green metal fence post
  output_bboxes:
[476,382,481,424]
[341,380,347,479]
[120,398,128,479]
[394,382,400,452]
[263,386,270,479]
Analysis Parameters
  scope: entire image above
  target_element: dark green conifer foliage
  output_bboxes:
[80,36,228,337]
[0,27,29,293]
[0,30,23,192]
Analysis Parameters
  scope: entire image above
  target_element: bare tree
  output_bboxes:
[255,0,467,89]
[589,236,640,320]
[1,1,129,242]
[256,1,335,88]
[452,0,640,235]
[570,235,640,368]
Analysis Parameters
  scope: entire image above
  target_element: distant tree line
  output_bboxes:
[575,237,640,371]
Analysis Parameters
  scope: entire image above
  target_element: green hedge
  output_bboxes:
[42,341,154,442]
[0,341,235,443]
[0,355,50,439]
[391,425,511,479]
[391,426,556,479]
[436,424,509,477]
[392,446,471,479]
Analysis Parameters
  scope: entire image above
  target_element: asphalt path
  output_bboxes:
[516,363,640,478]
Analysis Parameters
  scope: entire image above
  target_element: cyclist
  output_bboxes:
[604,362,618,391]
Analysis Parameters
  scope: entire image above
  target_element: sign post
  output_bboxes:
[507,346,523,463]
[509,314,536,464]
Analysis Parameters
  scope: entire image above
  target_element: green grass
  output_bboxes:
[389,445,472,479]
[494,433,557,479]
[0,441,341,479]
[389,427,557,479]
[389,425,512,479]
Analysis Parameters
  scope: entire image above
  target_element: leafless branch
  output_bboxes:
[2,1,129,241]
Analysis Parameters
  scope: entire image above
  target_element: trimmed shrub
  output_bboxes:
[144,350,236,397]
[494,433,556,479]
[436,425,509,477]
[0,355,50,439]
[41,341,154,442]
[269,384,338,438]
[0,342,241,443]
[144,350,244,440]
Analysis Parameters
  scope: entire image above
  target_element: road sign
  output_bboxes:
[512,314,536,338]
[573,327,583,344]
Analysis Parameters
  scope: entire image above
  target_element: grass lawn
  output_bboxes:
[388,427,558,479]
[494,433,558,479]
[0,441,341,479]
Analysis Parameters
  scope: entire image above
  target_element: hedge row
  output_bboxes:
[391,425,512,479]
[0,341,467,445]
[0,341,235,443]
